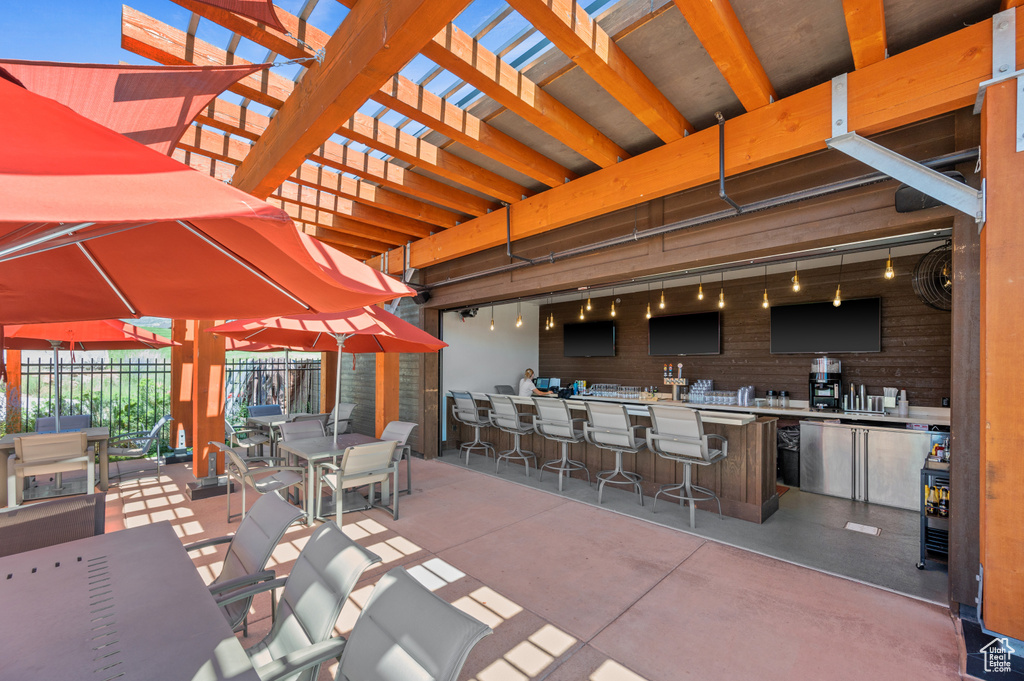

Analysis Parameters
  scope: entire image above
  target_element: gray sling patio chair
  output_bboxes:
[317,441,399,523]
[107,414,173,482]
[278,419,325,443]
[253,566,492,681]
[7,432,93,507]
[184,491,304,636]
[379,420,417,495]
[227,421,272,458]
[214,521,382,681]
[324,402,356,436]
[213,441,305,523]
[35,414,91,433]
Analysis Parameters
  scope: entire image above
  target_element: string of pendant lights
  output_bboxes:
[483,248,899,328]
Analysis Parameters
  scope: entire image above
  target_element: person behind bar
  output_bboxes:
[519,368,554,397]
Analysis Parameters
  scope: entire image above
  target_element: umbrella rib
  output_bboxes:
[76,242,138,316]
[178,221,311,311]
[0,222,95,260]
[0,223,159,264]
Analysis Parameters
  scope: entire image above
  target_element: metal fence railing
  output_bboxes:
[1,357,321,451]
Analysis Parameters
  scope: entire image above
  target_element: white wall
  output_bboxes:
[440,302,538,439]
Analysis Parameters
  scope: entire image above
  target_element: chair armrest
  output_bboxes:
[253,637,348,681]
[7,454,16,508]
[706,434,728,453]
[214,576,287,608]
[183,535,232,553]
[207,569,275,596]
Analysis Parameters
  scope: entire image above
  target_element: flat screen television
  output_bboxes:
[770,297,882,354]
[648,312,721,356]
[563,321,615,357]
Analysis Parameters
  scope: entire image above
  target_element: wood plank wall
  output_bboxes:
[538,255,952,406]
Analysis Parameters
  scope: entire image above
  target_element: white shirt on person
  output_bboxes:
[519,378,537,397]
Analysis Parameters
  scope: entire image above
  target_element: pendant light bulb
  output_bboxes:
[698,283,704,301]
[646,302,652,319]
[833,284,842,307]
[792,263,800,292]
[516,313,523,327]
[549,312,554,327]
[586,297,592,311]
[659,289,665,309]
[718,289,725,309]
[884,250,895,280]
[579,304,585,320]
[490,318,494,331]
[762,289,769,309]
[610,299,616,317]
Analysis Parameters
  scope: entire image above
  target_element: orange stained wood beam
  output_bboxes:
[671,0,777,111]
[338,113,531,203]
[268,185,427,244]
[507,0,693,143]
[301,229,377,261]
[4,350,22,435]
[192,320,225,478]
[422,23,630,167]
[372,74,575,187]
[231,0,473,198]
[272,201,393,253]
[371,13,1015,274]
[170,320,194,449]
[375,353,400,437]
[1002,0,1022,9]
[842,0,887,70]
[979,78,1024,640]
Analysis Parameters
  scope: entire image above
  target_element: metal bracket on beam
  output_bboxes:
[832,74,849,137]
[973,7,1024,153]
[826,132,986,226]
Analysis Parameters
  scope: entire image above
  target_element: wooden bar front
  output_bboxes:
[447,398,779,524]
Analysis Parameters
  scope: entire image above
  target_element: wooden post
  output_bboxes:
[4,349,22,434]
[375,353,400,437]
[320,351,338,414]
[170,320,194,449]
[979,78,1024,638]
[419,307,440,458]
[192,321,226,478]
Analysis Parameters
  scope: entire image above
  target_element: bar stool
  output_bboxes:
[487,395,537,477]
[532,397,590,491]
[583,402,646,505]
[450,391,495,464]
[646,405,727,528]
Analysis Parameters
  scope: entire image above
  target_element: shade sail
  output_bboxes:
[206,307,448,354]
[0,60,265,155]
[1,320,176,351]
[190,0,286,32]
[0,77,412,324]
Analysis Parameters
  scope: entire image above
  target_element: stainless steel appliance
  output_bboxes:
[809,372,842,410]
[799,421,936,510]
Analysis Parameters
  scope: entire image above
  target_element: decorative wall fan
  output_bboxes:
[911,242,953,311]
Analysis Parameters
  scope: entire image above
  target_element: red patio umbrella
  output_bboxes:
[2,320,177,432]
[0,75,412,324]
[208,308,447,435]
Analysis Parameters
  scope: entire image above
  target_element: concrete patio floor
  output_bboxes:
[102,456,965,681]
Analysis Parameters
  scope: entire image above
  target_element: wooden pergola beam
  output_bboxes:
[276,203,393,253]
[371,14,1012,273]
[671,0,777,111]
[507,0,693,143]
[231,0,473,198]
[298,227,377,261]
[842,0,887,70]
[371,74,575,187]
[422,23,629,167]
[269,184,427,245]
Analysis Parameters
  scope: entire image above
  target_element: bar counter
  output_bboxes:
[447,393,779,524]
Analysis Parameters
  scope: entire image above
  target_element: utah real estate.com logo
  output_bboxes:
[981,638,1016,674]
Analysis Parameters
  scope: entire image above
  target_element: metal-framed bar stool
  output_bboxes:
[487,395,537,477]
[583,402,646,505]
[532,397,590,491]
[647,405,728,528]
[450,391,496,464]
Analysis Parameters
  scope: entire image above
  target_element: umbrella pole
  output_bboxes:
[284,349,290,415]
[332,334,349,438]
[50,340,61,433]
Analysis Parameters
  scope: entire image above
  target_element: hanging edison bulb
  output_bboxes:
[586,296,592,311]
[884,249,895,280]
[698,283,704,301]
[659,289,665,309]
[718,289,725,309]
[579,304,585,320]
[646,301,652,319]
[792,263,801,292]
[833,284,842,307]
[762,289,770,309]
[490,317,494,331]
[549,312,555,327]
[610,298,616,317]
[516,314,523,327]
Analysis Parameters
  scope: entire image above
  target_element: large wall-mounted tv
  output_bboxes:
[563,321,615,357]
[770,297,882,354]
[648,312,721,356]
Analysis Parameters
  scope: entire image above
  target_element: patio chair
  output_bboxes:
[316,441,398,523]
[214,441,306,523]
[214,521,382,681]
[227,421,271,458]
[278,419,325,443]
[450,391,495,464]
[247,404,283,418]
[324,402,356,436]
[107,414,173,483]
[0,493,105,557]
[35,414,91,433]
[7,432,93,507]
[379,420,417,495]
[184,491,304,636]
[253,566,492,681]
[533,398,590,492]
[488,394,537,477]
[494,384,516,395]
[583,402,646,506]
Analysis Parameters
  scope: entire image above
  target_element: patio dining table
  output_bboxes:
[0,427,110,507]
[0,521,259,680]
[277,432,382,525]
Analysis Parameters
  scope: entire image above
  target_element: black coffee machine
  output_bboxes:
[809,372,842,410]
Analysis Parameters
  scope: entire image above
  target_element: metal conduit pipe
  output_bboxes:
[427,147,979,290]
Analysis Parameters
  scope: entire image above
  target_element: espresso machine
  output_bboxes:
[809,372,842,410]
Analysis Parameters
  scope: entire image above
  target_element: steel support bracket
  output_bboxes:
[974,8,1024,154]
[832,73,848,137]
[826,132,986,227]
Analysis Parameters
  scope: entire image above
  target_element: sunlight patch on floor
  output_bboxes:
[591,660,649,681]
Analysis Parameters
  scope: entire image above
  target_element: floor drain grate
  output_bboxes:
[845,522,881,536]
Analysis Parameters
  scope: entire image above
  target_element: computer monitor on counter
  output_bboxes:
[535,378,550,390]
